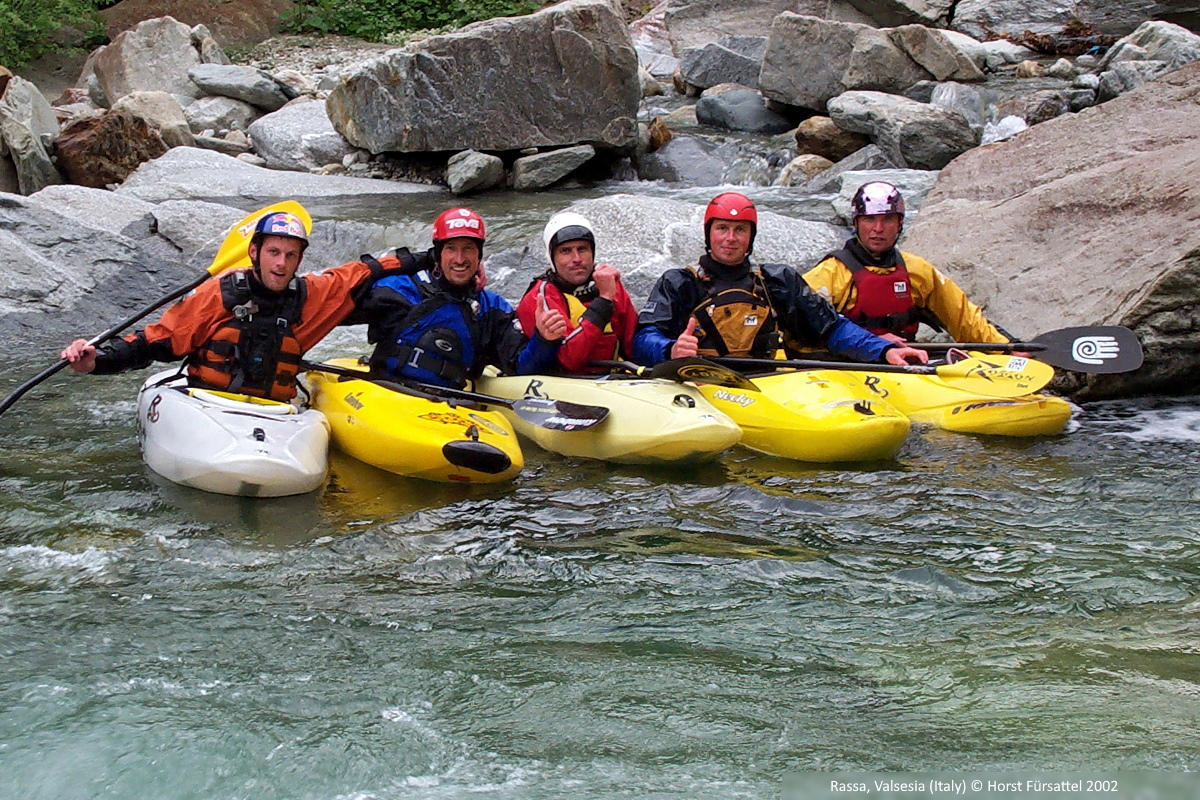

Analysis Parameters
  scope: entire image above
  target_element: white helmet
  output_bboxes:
[850,181,906,224]
[542,211,596,265]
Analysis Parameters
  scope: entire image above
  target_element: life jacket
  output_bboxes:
[830,247,922,340]
[687,265,779,358]
[189,270,307,401]
[369,269,483,388]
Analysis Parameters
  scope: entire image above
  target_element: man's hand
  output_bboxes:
[61,339,98,373]
[884,345,929,366]
[534,286,567,342]
[592,263,620,300]
[670,317,700,359]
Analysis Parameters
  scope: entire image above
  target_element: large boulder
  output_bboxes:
[54,112,170,188]
[759,14,932,112]
[184,95,260,134]
[327,0,640,154]
[848,0,957,27]
[678,35,768,90]
[187,64,290,111]
[247,100,355,172]
[84,16,202,107]
[888,25,986,82]
[662,0,876,54]
[0,77,63,195]
[511,145,596,190]
[900,61,1200,399]
[112,147,445,217]
[827,90,979,169]
[953,0,1200,40]
[695,84,794,133]
[111,91,194,148]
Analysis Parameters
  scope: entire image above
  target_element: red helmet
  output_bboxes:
[850,181,905,224]
[704,192,757,253]
[432,208,486,244]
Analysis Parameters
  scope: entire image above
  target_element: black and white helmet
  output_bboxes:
[542,211,596,264]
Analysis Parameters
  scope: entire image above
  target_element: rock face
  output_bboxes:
[55,112,169,188]
[662,0,876,54]
[901,61,1200,400]
[327,0,640,154]
[86,16,202,107]
[679,35,768,90]
[99,0,294,48]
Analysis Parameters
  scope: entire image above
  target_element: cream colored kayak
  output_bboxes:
[137,370,330,497]
[697,369,912,463]
[474,372,742,464]
[300,359,524,483]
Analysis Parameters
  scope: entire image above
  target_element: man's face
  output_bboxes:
[708,219,753,266]
[439,238,482,287]
[250,235,305,292]
[551,240,595,287]
[855,213,903,257]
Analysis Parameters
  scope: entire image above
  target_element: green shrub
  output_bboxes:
[0,0,105,67]
[283,0,543,41]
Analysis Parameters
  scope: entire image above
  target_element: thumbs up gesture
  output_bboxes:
[670,317,700,359]
[534,283,568,342]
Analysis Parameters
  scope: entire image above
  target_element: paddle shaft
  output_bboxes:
[711,356,948,376]
[590,358,760,391]
[0,273,208,417]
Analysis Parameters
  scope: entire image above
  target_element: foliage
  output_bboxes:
[0,0,106,67]
[283,0,543,41]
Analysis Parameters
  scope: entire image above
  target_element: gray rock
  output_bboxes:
[1074,73,1102,90]
[1097,60,1173,101]
[952,0,1200,40]
[111,91,194,148]
[446,149,505,195]
[662,0,876,54]
[113,147,446,212]
[26,184,158,239]
[198,37,230,66]
[184,95,259,133]
[639,67,665,98]
[759,13,931,113]
[512,145,595,191]
[1045,58,1077,79]
[191,134,252,156]
[247,100,355,173]
[889,25,986,82]
[852,0,956,27]
[833,168,940,222]
[236,153,267,166]
[631,3,679,77]
[88,16,202,107]
[993,89,1074,126]
[1066,88,1098,111]
[827,90,979,170]
[528,193,844,300]
[0,157,18,193]
[776,153,834,186]
[695,85,794,134]
[929,82,987,131]
[0,77,63,195]
[901,60,1200,399]
[803,143,898,193]
[679,35,768,90]
[1107,42,1151,66]
[978,39,1037,70]
[636,134,727,185]
[1100,20,1200,70]
[1077,54,1100,69]
[188,64,290,112]
[327,0,639,154]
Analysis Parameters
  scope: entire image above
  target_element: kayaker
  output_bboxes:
[355,207,568,388]
[514,211,638,374]
[803,181,1017,346]
[60,211,405,401]
[632,191,928,367]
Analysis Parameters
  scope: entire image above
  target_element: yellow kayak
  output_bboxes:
[300,359,523,483]
[846,359,1073,437]
[697,369,911,462]
[474,372,742,464]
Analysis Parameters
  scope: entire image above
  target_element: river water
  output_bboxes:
[3,189,1200,798]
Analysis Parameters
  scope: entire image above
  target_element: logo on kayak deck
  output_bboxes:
[964,359,1038,390]
[524,378,549,400]
[467,412,509,437]
[344,393,364,410]
[712,389,754,407]
[862,375,889,398]
[1072,335,1120,365]
[420,411,473,428]
[146,394,163,423]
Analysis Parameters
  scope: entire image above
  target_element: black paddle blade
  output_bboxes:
[510,398,609,431]
[1034,326,1143,374]
[652,358,761,391]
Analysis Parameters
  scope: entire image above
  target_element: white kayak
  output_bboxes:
[474,371,742,464]
[136,370,330,497]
